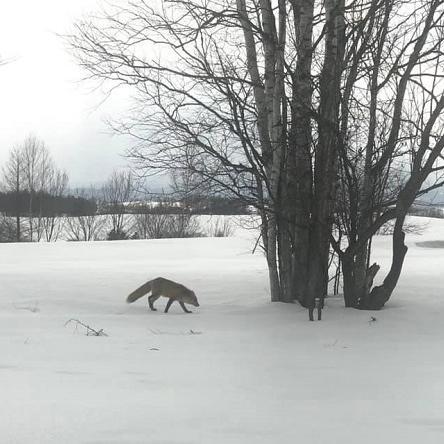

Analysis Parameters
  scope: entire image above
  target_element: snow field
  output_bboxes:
[1,216,444,443]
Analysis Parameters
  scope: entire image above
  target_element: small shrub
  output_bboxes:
[134,213,201,239]
[107,228,128,240]
[0,214,18,242]
[65,215,106,241]
[207,218,233,237]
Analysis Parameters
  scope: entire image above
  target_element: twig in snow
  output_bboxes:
[324,339,338,348]
[65,319,108,336]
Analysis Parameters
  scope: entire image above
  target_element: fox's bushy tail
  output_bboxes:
[126,280,153,303]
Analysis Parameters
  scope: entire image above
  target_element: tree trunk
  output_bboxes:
[305,0,345,308]
[15,170,21,242]
[16,215,20,242]
[277,216,296,302]
[28,191,34,241]
[360,218,407,310]
[341,254,357,307]
[342,239,372,307]
[262,212,281,302]
[288,0,314,304]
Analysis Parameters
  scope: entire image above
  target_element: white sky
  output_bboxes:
[0,0,134,187]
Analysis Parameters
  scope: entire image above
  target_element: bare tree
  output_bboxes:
[102,170,136,239]
[334,0,444,308]
[65,215,107,241]
[41,170,69,241]
[68,0,340,305]
[2,137,69,242]
[65,187,106,241]
[68,0,444,311]
[170,167,205,212]
[134,212,201,239]
[2,147,24,241]
[20,136,52,241]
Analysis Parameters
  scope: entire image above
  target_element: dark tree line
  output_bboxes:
[123,196,250,215]
[0,191,97,217]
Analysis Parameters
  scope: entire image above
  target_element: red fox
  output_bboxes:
[126,277,199,313]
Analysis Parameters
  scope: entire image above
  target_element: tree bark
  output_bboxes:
[306,0,345,308]
[288,0,314,304]
[360,220,407,310]
[262,213,282,302]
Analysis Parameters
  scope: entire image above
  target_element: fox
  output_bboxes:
[126,277,199,313]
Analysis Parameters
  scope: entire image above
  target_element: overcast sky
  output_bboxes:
[0,0,135,187]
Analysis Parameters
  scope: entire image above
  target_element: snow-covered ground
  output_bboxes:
[1,216,444,443]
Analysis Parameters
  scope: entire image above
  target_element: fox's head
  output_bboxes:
[185,290,200,307]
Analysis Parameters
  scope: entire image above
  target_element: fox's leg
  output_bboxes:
[179,301,192,314]
[148,294,161,311]
[164,298,175,313]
